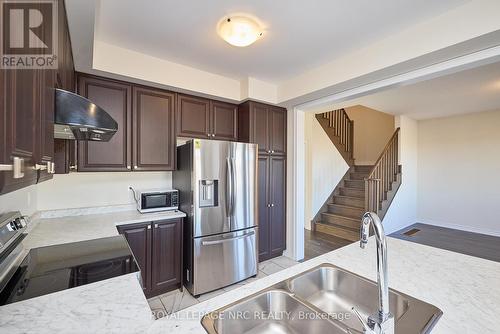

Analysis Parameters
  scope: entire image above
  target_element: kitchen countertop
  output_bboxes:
[1,208,499,333]
[24,207,187,249]
[148,237,500,334]
[0,207,186,334]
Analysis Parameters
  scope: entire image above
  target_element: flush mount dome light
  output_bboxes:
[217,15,263,47]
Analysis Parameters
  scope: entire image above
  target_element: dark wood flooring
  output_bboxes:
[391,223,500,263]
[303,229,352,261]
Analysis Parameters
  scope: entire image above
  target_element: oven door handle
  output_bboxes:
[201,231,255,246]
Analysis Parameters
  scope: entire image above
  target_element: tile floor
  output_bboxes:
[147,255,300,319]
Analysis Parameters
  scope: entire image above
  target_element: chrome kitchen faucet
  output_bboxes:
[352,212,395,334]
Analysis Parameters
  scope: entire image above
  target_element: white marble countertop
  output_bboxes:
[1,207,499,333]
[24,208,186,249]
[148,237,500,334]
[0,207,186,334]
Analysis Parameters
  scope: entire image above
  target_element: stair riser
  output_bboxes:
[344,180,364,189]
[332,196,365,208]
[328,204,365,219]
[321,214,360,229]
[339,188,364,198]
[316,223,359,242]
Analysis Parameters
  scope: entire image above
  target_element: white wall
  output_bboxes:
[345,105,395,165]
[304,113,349,230]
[36,172,172,211]
[383,115,419,234]
[0,171,172,216]
[0,185,38,216]
[417,110,500,236]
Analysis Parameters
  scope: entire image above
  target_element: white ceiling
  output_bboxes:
[326,61,500,120]
[95,0,467,83]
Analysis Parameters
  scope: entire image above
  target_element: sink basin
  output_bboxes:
[202,264,442,334]
[288,266,409,332]
[211,290,346,334]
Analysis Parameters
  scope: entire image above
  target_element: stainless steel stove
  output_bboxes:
[0,212,138,306]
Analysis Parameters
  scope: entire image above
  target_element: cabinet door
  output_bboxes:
[132,87,176,171]
[258,155,271,262]
[251,103,270,154]
[77,75,132,171]
[269,156,286,258]
[270,107,287,155]
[211,100,238,141]
[36,68,56,183]
[177,94,210,138]
[118,222,152,294]
[1,69,38,194]
[151,219,182,294]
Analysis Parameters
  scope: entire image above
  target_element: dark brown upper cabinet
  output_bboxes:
[76,75,178,173]
[176,94,211,139]
[117,218,183,298]
[132,87,176,171]
[1,0,75,194]
[177,94,238,141]
[77,75,132,172]
[210,100,238,141]
[238,101,287,155]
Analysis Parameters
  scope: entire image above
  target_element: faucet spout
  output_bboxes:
[355,212,394,334]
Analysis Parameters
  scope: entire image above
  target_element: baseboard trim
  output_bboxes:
[417,219,500,237]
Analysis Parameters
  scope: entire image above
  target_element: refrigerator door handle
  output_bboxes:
[225,157,236,218]
[230,157,236,217]
[225,157,233,217]
[201,230,255,246]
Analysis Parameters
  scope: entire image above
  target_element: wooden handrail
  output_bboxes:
[365,128,400,214]
[322,109,354,160]
[367,127,400,178]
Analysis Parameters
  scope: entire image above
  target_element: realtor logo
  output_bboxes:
[1,0,58,69]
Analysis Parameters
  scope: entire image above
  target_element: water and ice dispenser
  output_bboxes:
[199,180,218,207]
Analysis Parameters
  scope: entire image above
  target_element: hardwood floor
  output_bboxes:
[303,229,352,261]
[391,223,500,263]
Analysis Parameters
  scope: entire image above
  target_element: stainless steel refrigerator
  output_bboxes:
[173,139,258,296]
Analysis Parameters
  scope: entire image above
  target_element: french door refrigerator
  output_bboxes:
[173,139,258,296]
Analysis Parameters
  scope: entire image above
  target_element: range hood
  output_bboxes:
[54,88,118,141]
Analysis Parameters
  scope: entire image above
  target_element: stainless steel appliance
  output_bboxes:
[0,234,138,306]
[173,139,258,296]
[132,188,179,213]
[0,212,28,292]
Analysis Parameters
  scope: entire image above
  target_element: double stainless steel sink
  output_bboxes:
[202,264,442,334]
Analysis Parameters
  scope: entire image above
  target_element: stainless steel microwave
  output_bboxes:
[135,189,179,213]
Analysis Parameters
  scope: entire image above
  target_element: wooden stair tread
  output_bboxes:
[321,212,358,221]
[315,221,359,242]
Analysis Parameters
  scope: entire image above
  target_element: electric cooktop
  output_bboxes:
[0,236,138,305]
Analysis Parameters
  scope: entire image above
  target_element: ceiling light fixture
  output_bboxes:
[217,15,263,47]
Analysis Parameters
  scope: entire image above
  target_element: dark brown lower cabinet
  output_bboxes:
[258,154,286,262]
[118,218,183,298]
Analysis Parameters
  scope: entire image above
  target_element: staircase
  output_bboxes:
[313,110,402,242]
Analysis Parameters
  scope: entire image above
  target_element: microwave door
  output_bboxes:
[193,140,231,237]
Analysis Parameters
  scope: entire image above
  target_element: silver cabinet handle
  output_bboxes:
[0,157,25,179]
[127,165,131,170]
[271,203,275,207]
[267,204,271,208]
[147,225,151,229]
[134,165,138,169]
[69,165,77,171]
[212,134,216,137]
[48,162,55,174]
[207,133,211,137]
[34,163,47,171]
[202,231,255,246]
[154,223,158,228]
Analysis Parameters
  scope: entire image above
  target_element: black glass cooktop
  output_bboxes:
[0,236,138,305]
